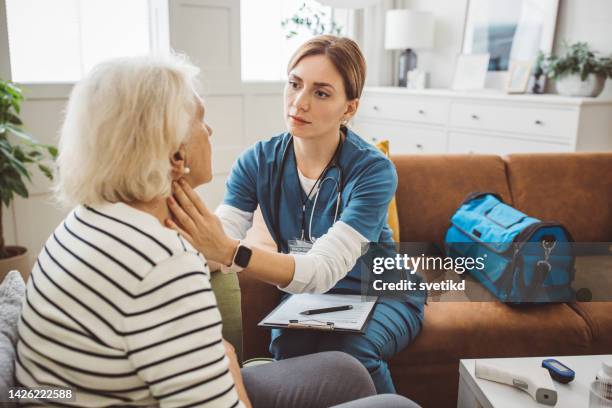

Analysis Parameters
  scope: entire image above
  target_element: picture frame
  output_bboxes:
[451,54,490,91]
[506,60,532,94]
[460,0,559,90]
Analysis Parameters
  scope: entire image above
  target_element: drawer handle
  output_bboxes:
[535,119,543,125]
[418,109,425,115]
[471,114,479,120]
[373,105,379,111]
[416,144,423,150]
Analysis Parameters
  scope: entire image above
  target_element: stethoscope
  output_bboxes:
[273,133,345,252]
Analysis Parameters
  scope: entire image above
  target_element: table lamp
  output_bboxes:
[385,9,434,87]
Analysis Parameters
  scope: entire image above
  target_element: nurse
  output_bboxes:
[167,35,425,394]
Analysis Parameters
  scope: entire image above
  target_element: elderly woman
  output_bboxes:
[13,55,419,408]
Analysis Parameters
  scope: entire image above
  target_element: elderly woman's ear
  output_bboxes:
[170,145,189,180]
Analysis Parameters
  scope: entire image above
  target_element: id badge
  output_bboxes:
[288,239,314,255]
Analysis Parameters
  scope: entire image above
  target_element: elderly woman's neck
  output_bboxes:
[129,197,172,226]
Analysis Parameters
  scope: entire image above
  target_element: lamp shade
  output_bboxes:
[385,10,435,50]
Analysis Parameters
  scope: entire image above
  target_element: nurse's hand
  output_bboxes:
[166,179,238,266]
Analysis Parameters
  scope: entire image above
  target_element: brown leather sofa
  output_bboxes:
[240,153,612,408]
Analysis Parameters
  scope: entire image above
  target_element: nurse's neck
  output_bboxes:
[293,127,345,179]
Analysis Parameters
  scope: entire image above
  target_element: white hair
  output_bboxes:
[55,54,200,206]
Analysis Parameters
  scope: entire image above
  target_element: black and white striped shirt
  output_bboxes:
[16,202,241,407]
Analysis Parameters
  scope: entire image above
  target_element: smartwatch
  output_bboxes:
[229,242,252,272]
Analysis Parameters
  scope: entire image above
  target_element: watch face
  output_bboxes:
[235,245,252,268]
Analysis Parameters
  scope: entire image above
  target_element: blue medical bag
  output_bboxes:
[444,192,575,303]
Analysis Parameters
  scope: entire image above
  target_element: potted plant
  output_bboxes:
[540,42,612,97]
[281,2,343,39]
[0,79,57,280]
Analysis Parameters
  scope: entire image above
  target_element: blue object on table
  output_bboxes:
[542,358,575,384]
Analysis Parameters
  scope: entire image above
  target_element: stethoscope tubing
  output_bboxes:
[308,176,341,242]
[274,134,344,251]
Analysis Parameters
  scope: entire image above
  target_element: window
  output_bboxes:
[6,0,152,83]
[240,0,349,82]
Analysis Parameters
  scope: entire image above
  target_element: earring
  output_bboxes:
[183,166,191,175]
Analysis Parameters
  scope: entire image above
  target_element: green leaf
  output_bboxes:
[0,146,31,181]
[0,188,13,207]
[45,145,58,158]
[5,124,36,143]
[38,164,53,180]
[6,112,22,126]
[8,176,28,198]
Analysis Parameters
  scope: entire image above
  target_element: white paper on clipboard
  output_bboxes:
[259,294,377,332]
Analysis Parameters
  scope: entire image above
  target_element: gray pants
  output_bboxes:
[241,351,420,408]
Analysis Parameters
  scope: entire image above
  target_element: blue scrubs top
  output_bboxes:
[224,128,422,309]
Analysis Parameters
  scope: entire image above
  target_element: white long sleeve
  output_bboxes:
[216,205,367,293]
[215,204,253,240]
[281,221,367,294]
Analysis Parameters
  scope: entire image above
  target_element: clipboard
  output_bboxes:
[258,294,378,334]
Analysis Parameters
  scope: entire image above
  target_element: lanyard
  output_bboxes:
[298,133,343,241]
[273,131,345,251]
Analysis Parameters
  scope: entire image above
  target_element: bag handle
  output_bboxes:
[460,191,504,206]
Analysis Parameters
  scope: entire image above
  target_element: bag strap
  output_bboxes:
[460,191,504,206]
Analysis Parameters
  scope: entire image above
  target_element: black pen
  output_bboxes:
[300,305,353,315]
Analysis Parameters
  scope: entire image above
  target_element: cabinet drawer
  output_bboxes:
[353,121,447,154]
[448,132,572,155]
[449,103,578,140]
[359,94,448,125]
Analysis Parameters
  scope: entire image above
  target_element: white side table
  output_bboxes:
[458,354,612,408]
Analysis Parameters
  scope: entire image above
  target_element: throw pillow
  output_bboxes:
[375,140,400,242]
[0,271,26,402]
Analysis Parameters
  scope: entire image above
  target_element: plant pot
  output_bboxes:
[555,73,606,97]
[0,246,30,283]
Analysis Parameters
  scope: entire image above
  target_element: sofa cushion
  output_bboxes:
[568,302,612,355]
[0,271,26,400]
[210,271,243,361]
[390,301,593,408]
[505,153,612,242]
[392,155,512,246]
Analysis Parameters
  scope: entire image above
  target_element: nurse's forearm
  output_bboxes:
[220,239,294,287]
[244,247,295,287]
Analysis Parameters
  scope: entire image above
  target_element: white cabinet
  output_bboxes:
[449,102,577,141]
[356,121,446,154]
[359,94,448,125]
[448,132,571,155]
[352,87,612,155]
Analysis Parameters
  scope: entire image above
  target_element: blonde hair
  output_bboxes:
[55,54,200,206]
[287,35,366,100]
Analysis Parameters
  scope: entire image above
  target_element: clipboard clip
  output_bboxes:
[288,319,335,331]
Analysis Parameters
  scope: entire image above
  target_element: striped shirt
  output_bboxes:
[15,202,242,408]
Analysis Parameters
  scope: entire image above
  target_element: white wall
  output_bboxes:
[399,0,612,96]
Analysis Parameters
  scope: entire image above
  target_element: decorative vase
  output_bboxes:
[555,73,606,97]
[0,246,30,283]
